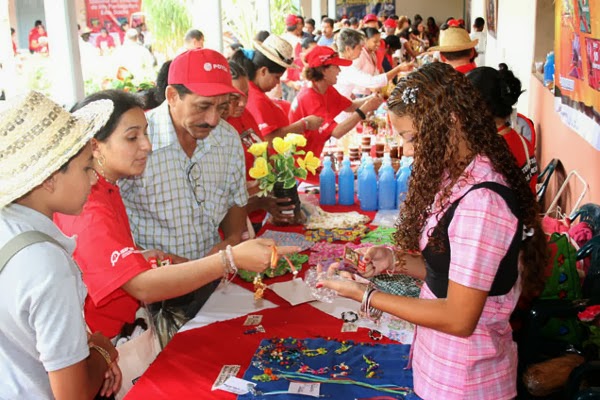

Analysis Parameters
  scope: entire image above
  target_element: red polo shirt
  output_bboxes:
[227,109,268,224]
[96,34,115,49]
[499,126,538,194]
[289,85,352,158]
[246,81,290,137]
[455,61,477,74]
[54,175,150,338]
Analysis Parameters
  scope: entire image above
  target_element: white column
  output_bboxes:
[0,0,17,99]
[189,0,223,53]
[327,0,336,19]
[256,0,271,32]
[43,0,83,106]
[311,0,322,22]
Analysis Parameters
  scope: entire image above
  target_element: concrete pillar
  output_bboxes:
[0,0,17,99]
[43,0,83,106]
[256,0,271,32]
[327,0,336,19]
[311,0,322,22]
[189,0,223,53]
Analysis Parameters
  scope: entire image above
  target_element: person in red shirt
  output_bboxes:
[28,21,48,54]
[289,45,383,158]
[226,61,295,230]
[230,34,323,142]
[54,90,298,393]
[95,28,115,54]
[429,21,478,74]
[11,28,17,55]
[467,64,539,193]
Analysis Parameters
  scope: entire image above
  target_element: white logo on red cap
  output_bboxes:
[204,62,213,71]
[203,62,228,73]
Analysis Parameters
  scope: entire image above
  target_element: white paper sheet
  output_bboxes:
[268,278,316,306]
[179,283,277,332]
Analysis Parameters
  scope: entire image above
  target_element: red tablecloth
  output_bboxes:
[125,203,384,399]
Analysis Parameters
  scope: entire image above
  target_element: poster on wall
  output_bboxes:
[85,0,142,32]
[555,0,600,150]
[486,0,498,38]
[335,0,395,20]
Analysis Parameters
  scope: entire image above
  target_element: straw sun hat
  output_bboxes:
[0,91,114,208]
[428,26,478,52]
[253,35,296,69]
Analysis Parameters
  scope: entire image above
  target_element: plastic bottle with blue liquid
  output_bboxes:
[338,156,355,206]
[356,153,369,202]
[544,51,555,87]
[378,154,396,210]
[319,157,336,205]
[396,162,413,208]
[359,159,378,211]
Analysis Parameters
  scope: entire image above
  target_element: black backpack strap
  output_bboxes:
[0,231,63,273]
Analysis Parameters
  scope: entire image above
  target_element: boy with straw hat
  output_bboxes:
[0,91,121,399]
[428,19,479,74]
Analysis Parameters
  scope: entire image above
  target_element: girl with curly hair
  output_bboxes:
[320,62,548,399]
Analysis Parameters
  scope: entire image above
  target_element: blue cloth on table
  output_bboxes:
[238,337,419,399]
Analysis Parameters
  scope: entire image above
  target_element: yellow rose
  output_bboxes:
[249,157,269,179]
[284,133,307,148]
[247,141,268,157]
[299,151,320,175]
[273,137,292,155]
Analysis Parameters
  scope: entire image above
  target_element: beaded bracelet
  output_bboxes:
[89,344,112,367]
[341,311,359,323]
[368,329,383,341]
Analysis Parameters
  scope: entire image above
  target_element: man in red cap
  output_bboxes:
[289,46,382,158]
[121,48,249,267]
[362,13,379,28]
[383,18,397,37]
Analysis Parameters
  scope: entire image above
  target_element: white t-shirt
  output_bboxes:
[0,204,89,399]
[470,30,487,67]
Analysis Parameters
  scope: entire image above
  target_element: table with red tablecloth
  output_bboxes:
[124,204,411,399]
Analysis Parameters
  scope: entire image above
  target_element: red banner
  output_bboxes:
[85,0,142,32]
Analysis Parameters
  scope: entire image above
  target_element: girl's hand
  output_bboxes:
[232,239,300,273]
[360,246,395,278]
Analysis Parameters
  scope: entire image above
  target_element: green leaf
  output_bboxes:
[294,150,306,155]
[294,168,308,179]
[284,178,296,189]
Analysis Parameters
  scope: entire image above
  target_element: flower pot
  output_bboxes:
[272,181,304,226]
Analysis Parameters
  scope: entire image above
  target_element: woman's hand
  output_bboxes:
[261,196,296,223]
[316,266,367,302]
[232,239,300,273]
[360,246,395,278]
[99,361,122,397]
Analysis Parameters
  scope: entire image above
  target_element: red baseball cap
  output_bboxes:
[305,45,352,68]
[363,14,378,23]
[384,18,397,29]
[285,14,300,27]
[168,48,242,97]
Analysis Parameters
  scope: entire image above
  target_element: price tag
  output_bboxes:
[217,376,256,395]
[288,382,321,397]
[243,315,263,326]
[341,322,358,332]
[211,365,240,390]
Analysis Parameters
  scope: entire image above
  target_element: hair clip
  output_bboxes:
[522,226,535,240]
[241,48,255,60]
[401,87,418,104]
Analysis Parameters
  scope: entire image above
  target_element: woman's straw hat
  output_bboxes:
[253,35,296,69]
[428,26,478,52]
[0,91,113,208]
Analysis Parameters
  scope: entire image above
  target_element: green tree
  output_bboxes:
[142,0,192,58]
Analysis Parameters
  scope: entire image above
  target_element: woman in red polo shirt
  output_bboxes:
[53,90,298,391]
[467,64,538,193]
[230,34,323,142]
[226,61,295,230]
[289,45,383,158]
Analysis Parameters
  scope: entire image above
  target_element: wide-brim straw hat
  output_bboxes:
[428,27,478,52]
[0,91,113,208]
[253,35,296,69]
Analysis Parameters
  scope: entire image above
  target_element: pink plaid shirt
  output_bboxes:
[413,155,520,400]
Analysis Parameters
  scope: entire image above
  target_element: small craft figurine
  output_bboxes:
[253,275,267,300]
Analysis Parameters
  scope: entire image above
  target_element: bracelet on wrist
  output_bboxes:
[302,118,309,131]
[355,108,366,120]
[89,344,112,367]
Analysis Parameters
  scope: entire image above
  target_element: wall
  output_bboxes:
[529,77,597,207]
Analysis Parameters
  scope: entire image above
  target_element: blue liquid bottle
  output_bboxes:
[378,154,396,210]
[319,157,336,205]
[338,156,355,206]
[356,153,369,202]
[544,51,555,87]
[396,163,413,208]
[359,159,378,211]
